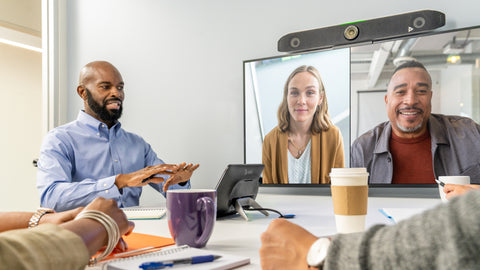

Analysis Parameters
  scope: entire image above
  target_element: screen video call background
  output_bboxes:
[244,27,480,186]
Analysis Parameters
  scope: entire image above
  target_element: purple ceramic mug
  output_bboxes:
[166,189,217,248]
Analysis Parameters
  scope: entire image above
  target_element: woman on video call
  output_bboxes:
[262,65,344,184]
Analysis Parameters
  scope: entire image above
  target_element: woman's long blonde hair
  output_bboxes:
[277,65,332,133]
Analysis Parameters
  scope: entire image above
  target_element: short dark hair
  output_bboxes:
[393,60,428,75]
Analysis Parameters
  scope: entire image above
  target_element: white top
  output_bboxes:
[288,140,312,184]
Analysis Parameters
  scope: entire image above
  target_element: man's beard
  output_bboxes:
[395,106,424,133]
[396,121,423,133]
[86,89,122,123]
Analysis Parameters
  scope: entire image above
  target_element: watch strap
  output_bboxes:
[28,207,55,228]
[307,237,331,269]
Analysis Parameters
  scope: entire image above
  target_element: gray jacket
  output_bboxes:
[351,114,480,184]
[325,189,480,269]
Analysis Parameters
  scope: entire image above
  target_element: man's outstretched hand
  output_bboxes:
[115,163,199,191]
[115,163,180,189]
[162,163,200,192]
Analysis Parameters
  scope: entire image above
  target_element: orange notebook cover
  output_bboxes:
[100,232,175,261]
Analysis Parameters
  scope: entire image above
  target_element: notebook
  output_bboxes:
[96,232,175,262]
[122,206,167,220]
[105,245,250,270]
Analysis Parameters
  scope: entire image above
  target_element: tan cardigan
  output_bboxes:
[262,126,345,184]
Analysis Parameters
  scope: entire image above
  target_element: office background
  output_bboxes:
[1,0,479,210]
[0,0,41,211]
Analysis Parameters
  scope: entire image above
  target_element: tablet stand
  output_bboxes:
[228,178,267,221]
[234,197,269,221]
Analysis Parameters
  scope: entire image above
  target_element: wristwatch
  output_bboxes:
[307,237,331,269]
[28,207,55,228]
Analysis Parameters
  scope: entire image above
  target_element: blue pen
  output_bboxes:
[378,209,396,224]
[139,255,221,270]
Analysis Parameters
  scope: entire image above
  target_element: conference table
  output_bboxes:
[130,188,442,269]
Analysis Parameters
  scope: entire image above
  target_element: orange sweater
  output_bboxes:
[390,130,435,184]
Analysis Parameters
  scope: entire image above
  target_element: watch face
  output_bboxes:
[307,238,330,267]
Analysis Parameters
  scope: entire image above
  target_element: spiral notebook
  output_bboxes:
[122,206,167,220]
[105,245,250,270]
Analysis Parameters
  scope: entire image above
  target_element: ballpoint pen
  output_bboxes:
[139,255,221,270]
[435,179,445,187]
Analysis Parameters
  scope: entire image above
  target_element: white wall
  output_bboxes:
[440,65,474,117]
[0,42,42,211]
[60,0,480,204]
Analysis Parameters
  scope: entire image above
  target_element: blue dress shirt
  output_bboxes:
[37,111,190,211]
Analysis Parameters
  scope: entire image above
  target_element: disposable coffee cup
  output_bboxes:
[330,168,369,234]
[438,176,470,202]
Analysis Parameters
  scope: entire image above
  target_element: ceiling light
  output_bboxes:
[446,54,461,64]
[0,38,42,52]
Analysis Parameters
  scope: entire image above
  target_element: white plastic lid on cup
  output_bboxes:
[330,168,369,175]
[330,168,369,186]
[438,176,470,185]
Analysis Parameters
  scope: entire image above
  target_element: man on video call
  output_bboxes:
[351,60,480,184]
[37,60,199,212]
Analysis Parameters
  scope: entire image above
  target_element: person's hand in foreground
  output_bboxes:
[60,197,135,256]
[260,218,318,270]
[444,184,480,200]
[162,163,200,192]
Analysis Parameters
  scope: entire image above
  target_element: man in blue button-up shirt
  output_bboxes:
[37,61,198,212]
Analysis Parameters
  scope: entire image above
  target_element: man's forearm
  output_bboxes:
[40,178,120,211]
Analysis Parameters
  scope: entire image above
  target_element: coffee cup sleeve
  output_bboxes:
[331,186,368,215]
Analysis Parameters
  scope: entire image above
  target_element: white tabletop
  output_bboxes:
[131,192,442,269]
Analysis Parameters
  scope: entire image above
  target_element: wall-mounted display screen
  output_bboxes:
[244,25,480,186]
